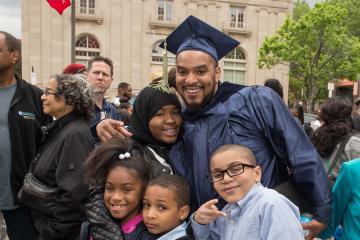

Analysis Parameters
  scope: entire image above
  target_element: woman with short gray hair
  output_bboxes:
[18,74,94,240]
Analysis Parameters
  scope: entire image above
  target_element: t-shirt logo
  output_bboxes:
[18,111,36,120]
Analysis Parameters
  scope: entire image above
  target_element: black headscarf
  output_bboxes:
[130,86,181,158]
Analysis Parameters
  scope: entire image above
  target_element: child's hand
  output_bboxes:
[194,199,226,225]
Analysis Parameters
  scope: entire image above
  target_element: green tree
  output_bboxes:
[330,0,360,38]
[258,3,360,111]
[293,0,310,21]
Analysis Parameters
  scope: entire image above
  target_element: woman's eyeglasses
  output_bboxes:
[44,88,57,96]
[207,163,256,182]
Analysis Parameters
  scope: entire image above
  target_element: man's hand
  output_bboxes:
[194,199,226,225]
[96,119,132,142]
[302,219,327,240]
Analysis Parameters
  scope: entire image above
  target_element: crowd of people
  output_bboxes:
[1,14,360,240]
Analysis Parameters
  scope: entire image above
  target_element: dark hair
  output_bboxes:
[0,31,20,52]
[264,79,283,99]
[210,144,257,166]
[148,175,190,208]
[85,139,151,188]
[88,56,114,77]
[118,82,130,89]
[52,74,93,121]
[168,67,177,89]
[312,97,353,157]
[118,109,131,126]
[292,103,304,125]
[352,115,360,131]
[119,101,131,109]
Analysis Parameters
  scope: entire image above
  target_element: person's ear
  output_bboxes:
[178,205,190,221]
[254,166,262,183]
[11,50,20,64]
[214,65,221,83]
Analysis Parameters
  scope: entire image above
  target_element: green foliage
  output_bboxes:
[258,3,360,111]
[293,0,310,21]
[330,0,360,38]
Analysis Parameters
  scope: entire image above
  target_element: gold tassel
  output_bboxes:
[150,40,173,94]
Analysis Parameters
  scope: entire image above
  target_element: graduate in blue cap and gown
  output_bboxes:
[161,15,332,239]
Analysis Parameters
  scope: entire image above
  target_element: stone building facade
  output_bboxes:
[21,0,294,98]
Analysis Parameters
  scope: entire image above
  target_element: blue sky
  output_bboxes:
[0,0,323,39]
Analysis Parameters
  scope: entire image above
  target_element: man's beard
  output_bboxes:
[0,64,11,75]
[185,85,216,112]
[92,85,106,94]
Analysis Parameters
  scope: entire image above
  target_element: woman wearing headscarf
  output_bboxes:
[18,74,94,239]
[130,85,182,176]
[82,85,183,240]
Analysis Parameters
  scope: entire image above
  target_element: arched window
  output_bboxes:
[151,40,175,65]
[223,47,246,84]
[75,34,100,66]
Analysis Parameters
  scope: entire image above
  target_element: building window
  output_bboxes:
[223,47,246,84]
[157,0,173,21]
[230,7,244,28]
[151,40,175,65]
[80,0,96,14]
[75,34,100,66]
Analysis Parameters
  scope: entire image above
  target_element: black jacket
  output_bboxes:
[30,113,94,240]
[84,140,173,240]
[8,75,50,205]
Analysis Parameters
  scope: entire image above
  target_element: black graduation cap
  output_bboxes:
[160,15,240,61]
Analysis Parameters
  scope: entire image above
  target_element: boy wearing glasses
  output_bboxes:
[191,144,304,239]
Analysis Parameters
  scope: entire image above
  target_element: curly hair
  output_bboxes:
[52,74,93,121]
[311,97,353,157]
[84,139,151,188]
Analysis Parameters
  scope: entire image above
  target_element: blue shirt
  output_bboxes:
[191,184,304,240]
[89,99,120,143]
[157,222,188,240]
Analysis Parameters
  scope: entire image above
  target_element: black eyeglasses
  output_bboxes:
[207,163,256,182]
[44,88,57,96]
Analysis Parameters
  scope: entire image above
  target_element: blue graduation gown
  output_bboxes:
[169,82,332,223]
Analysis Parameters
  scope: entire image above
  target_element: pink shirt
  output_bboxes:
[121,214,144,234]
[89,214,144,239]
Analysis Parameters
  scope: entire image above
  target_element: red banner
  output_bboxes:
[47,0,71,15]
